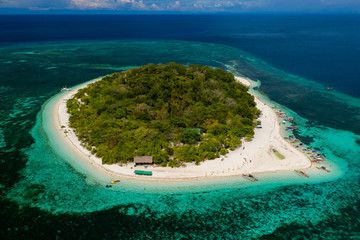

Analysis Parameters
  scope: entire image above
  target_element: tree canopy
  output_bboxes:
[67,63,260,167]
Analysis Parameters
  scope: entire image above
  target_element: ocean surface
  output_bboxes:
[0,14,359,239]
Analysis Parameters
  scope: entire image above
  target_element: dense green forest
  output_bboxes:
[67,63,260,167]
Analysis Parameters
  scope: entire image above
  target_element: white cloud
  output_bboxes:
[1,0,359,12]
[131,0,148,10]
[0,0,71,9]
[167,0,181,10]
[68,0,152,10]
[150,3,161,10]
[70,0,112,9]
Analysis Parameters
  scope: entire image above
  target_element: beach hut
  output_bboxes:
[134,156,153,165]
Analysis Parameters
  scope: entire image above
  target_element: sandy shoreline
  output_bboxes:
[53,76,312,181]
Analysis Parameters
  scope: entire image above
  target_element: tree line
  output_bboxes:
[67,63,260,167]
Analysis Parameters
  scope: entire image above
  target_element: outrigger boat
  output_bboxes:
[105,185,112,188]
[311,156,326,162]
[61,87,72,92]
[311,158,326,163]
[294,170,310,178]
[316,166,331,172]
[110,180,120,184]
[134,170,152,176]
[242,174,259,181]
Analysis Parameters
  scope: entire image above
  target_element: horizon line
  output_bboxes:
[1,11,360,15]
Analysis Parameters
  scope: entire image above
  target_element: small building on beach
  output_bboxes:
[134,156,153,165]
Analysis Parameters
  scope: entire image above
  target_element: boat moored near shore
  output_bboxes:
[61,87,72,92]
[242,174,259,181]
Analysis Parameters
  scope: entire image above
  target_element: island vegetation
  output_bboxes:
[67,63,260,167]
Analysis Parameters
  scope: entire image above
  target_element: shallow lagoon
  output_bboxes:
[7,78,346,214]
[1,40,360,238]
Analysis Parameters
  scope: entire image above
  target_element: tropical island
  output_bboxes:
[66,63,260,167]
[54,63,312,180]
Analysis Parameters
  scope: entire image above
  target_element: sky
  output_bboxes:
[0,0,360,13]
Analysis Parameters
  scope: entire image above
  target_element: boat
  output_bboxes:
[61,87,72,92]
[110,180,120,184]
[242,174,259,181]
[106,185,112,188]
[294,170,310,178]
[311,159,325,163]
[316,166,331,172]
[134,170,152,176]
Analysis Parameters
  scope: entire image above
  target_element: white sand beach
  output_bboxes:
[53,76,312,181]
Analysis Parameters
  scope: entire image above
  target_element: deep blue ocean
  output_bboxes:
[0,14,359,239]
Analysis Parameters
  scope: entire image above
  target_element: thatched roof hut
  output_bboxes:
[134,156,153,164]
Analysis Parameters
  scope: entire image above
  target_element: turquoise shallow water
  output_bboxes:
[6,83,344,213]
[1,40,360,238]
